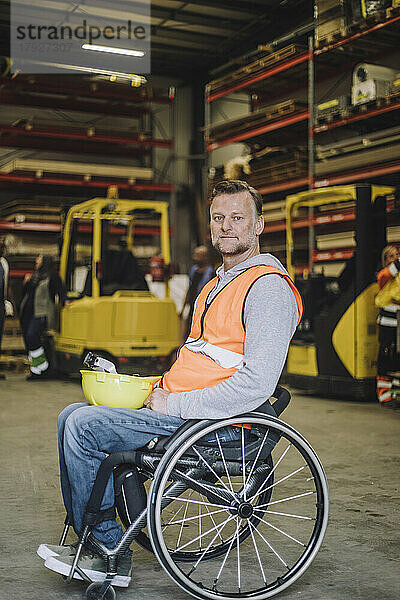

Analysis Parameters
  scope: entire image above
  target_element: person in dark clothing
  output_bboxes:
[19,254,67,380]
[0,238,14,380]
[101,239,149,296]
[181,245,215,340]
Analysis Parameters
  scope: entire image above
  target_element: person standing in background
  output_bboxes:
[181,245,215,339]
[0,238,14,380]
[376,245,400,407]
[19,254,67,380]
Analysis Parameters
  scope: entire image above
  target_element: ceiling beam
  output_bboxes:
[150,25,224,46]
[151,6,248,29]
[183,0,275,11]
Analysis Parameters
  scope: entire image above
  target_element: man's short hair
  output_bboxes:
[210,180,263,217]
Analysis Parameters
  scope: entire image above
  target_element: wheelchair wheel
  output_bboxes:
[85,582,116,600]
[148,414,329,599]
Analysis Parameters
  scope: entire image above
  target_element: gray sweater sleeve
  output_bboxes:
[166,274,299,419]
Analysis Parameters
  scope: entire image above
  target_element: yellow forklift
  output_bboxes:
[54,191,180,375]
[281,184,395,399]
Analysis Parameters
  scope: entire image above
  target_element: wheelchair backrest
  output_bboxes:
[258,385,291,417]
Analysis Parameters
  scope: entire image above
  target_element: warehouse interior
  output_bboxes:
[0,1,400,599]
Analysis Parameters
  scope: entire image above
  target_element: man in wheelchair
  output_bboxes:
[37,179,304,590]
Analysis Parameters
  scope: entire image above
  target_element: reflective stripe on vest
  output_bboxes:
[162,265,303,394]
[185,337,245,369]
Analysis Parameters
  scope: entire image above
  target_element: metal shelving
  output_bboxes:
[314,158,400,187]
[0,124,173,149]
[0,77,176,279]
[204,8,400,263]
[314,98,400,133]
[314,11,400,55]
[0,173,173,193]
[206,109,309,151]
[206,49,311,103]
[0,221,166,236]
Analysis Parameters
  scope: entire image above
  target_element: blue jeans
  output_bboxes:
[23,316,47,352]
[58,403,242,548]
[58,403,185,548]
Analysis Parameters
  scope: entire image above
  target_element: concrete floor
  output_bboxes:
[0,373,399,600]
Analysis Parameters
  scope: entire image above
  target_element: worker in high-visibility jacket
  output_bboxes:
[39,179,303,585]
[150,179,302,417]
[376,245,400,407]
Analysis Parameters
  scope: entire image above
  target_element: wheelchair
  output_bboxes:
[57,386,329,600]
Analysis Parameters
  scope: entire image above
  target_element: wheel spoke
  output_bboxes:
[198,495,202,549]
[256,490,316,508]
[166,507,228,526]
[163,495,225,509]
[200,494,226,543]
[192,448,237,500]
[176,490,191,548]
[213,519,239,588]
[248,520,289,568]
[176,512,236,552]
[236,517,241,591]
[245,428,270,488]
[254,465,308,497]
[175,468,232,504]
[215,435,234,494]
[248,443,292,502]
[162,491,189,532]
[252,513,306,546]
[191,514,239,573]
[249,524,267,584]
[241,427,247,501]
[253,508,314,520]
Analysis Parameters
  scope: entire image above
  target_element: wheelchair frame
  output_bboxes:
[57,387,329,600]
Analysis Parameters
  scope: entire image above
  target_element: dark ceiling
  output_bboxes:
[149,0,313,78]
[0,0,313,81]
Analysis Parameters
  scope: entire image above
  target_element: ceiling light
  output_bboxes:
[36,61,147,84]
[82,44,145,58]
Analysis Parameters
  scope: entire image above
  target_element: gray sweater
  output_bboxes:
[166,254,299,419]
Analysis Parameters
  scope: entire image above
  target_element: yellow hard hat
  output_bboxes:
[81,370,161,409]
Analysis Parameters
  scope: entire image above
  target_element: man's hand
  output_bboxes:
[144,388,169,414]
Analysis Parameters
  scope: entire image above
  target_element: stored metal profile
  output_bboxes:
[314,158,400,186]
[206,46,310,103]
[0,173,172,192]
[206,110,309,150]
[314,97,400,133]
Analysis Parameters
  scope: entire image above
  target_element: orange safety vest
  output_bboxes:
[162,265,303,393]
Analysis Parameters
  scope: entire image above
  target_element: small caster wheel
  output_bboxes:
[85,581,116,600]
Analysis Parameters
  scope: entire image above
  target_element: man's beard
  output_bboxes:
[212,233,258,256]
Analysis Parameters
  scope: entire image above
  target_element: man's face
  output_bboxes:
[210,192,264,256]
